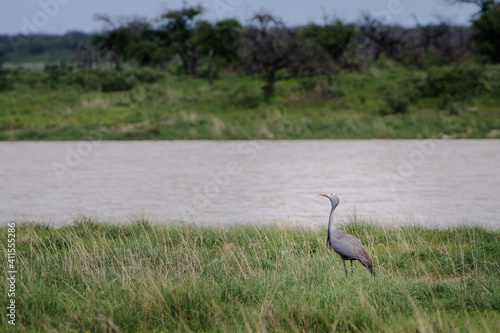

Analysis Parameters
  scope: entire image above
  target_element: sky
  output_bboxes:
[0,0,479,35]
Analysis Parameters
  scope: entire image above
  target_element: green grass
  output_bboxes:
[1,65,500,140]
[1,218,498,332]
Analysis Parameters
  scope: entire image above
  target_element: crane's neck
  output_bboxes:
[328,205,337,237]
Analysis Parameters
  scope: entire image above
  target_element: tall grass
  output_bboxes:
[1,218,498,332]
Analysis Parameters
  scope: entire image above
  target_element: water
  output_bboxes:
[1,140,499,228]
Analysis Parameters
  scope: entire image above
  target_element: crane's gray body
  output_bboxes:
[327,228,374,274]
[321,193,375,276]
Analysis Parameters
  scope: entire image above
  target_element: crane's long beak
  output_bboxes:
[319,194,328,197]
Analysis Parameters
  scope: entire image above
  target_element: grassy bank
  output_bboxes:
[1,65,500,140]
[1,218,498,332]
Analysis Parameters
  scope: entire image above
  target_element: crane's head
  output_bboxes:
[319,192,340,208]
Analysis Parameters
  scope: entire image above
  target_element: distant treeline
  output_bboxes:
[0,32,90,65]
[1,1,499,97]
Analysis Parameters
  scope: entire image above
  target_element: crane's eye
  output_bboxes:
[330,193,333,195]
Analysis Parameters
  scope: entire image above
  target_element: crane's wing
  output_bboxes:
[328,230,373,269]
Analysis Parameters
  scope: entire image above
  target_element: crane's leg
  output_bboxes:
[342,260,348,276]
[350,260,354,275]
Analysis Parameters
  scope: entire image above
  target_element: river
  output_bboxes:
[1,140,499,228]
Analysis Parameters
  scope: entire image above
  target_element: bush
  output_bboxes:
[298,77,317,91]
[10,66,162,92]
[15,68,47,88]
[327,87,346,99]
[425,66,486,98]
[404,72,427,102]
[166,62,185,75]
[380,93,410,115]
[297,78,346,101]
[0,69,14,91]
[229,84,262,108]
[99,71,136,92]
[445,101,464,116]
[438,94,464,116]
[195,61,219,81]
[129,67,165,84]
[64,70,101,91]
[42,64,74,88]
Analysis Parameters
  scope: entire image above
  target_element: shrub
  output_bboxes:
[405,72,428,102]
[437,94,464,116]
[64,70,101,91]
[0,69,14,91]
[129,67,165,84]
[195,62,219,81]
[99,71,136,92]
[445,101,464,116]
[380,93,410,115]
[42,63,74,88]
[327,87,346,99]
[15,67,47,88]
[229,84,262,108]
[425,66,486,98]
[298,77,317,91]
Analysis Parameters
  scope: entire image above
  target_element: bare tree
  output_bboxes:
[359,14,407,62]
[92,15,144,72]
[431,25,472,62]
[243,13,334,98]
[405,16,466,65]
[413,16,450,54]
[73,42,96,68]
[243,14,295,97]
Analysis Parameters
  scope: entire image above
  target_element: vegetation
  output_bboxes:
[1,63,499,140]
[1,2,500,141]
[0,32,90,66]
[0,218,498,332]
[2,3,500,73]
[471,2,500,63]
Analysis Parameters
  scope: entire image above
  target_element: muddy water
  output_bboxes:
[1,140,499,228]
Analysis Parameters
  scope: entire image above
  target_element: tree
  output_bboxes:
[158,5,204,75]
[125,22,168,67]
[359,14,408,62]
[195,19,242,83]
[72,42,96,68]
[243,14,290,97]
[471,2,500,62]
[243,13,335,98]
[430,25,471,63]
[128,40,166,67]
[298,20,358,65]
[413,17,450,54]
[91,15,137,72]
[195,19,242,65]
[408,17,469,66]
[65,32,96,69]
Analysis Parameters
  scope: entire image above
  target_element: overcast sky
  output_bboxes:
[1,0,479,35]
